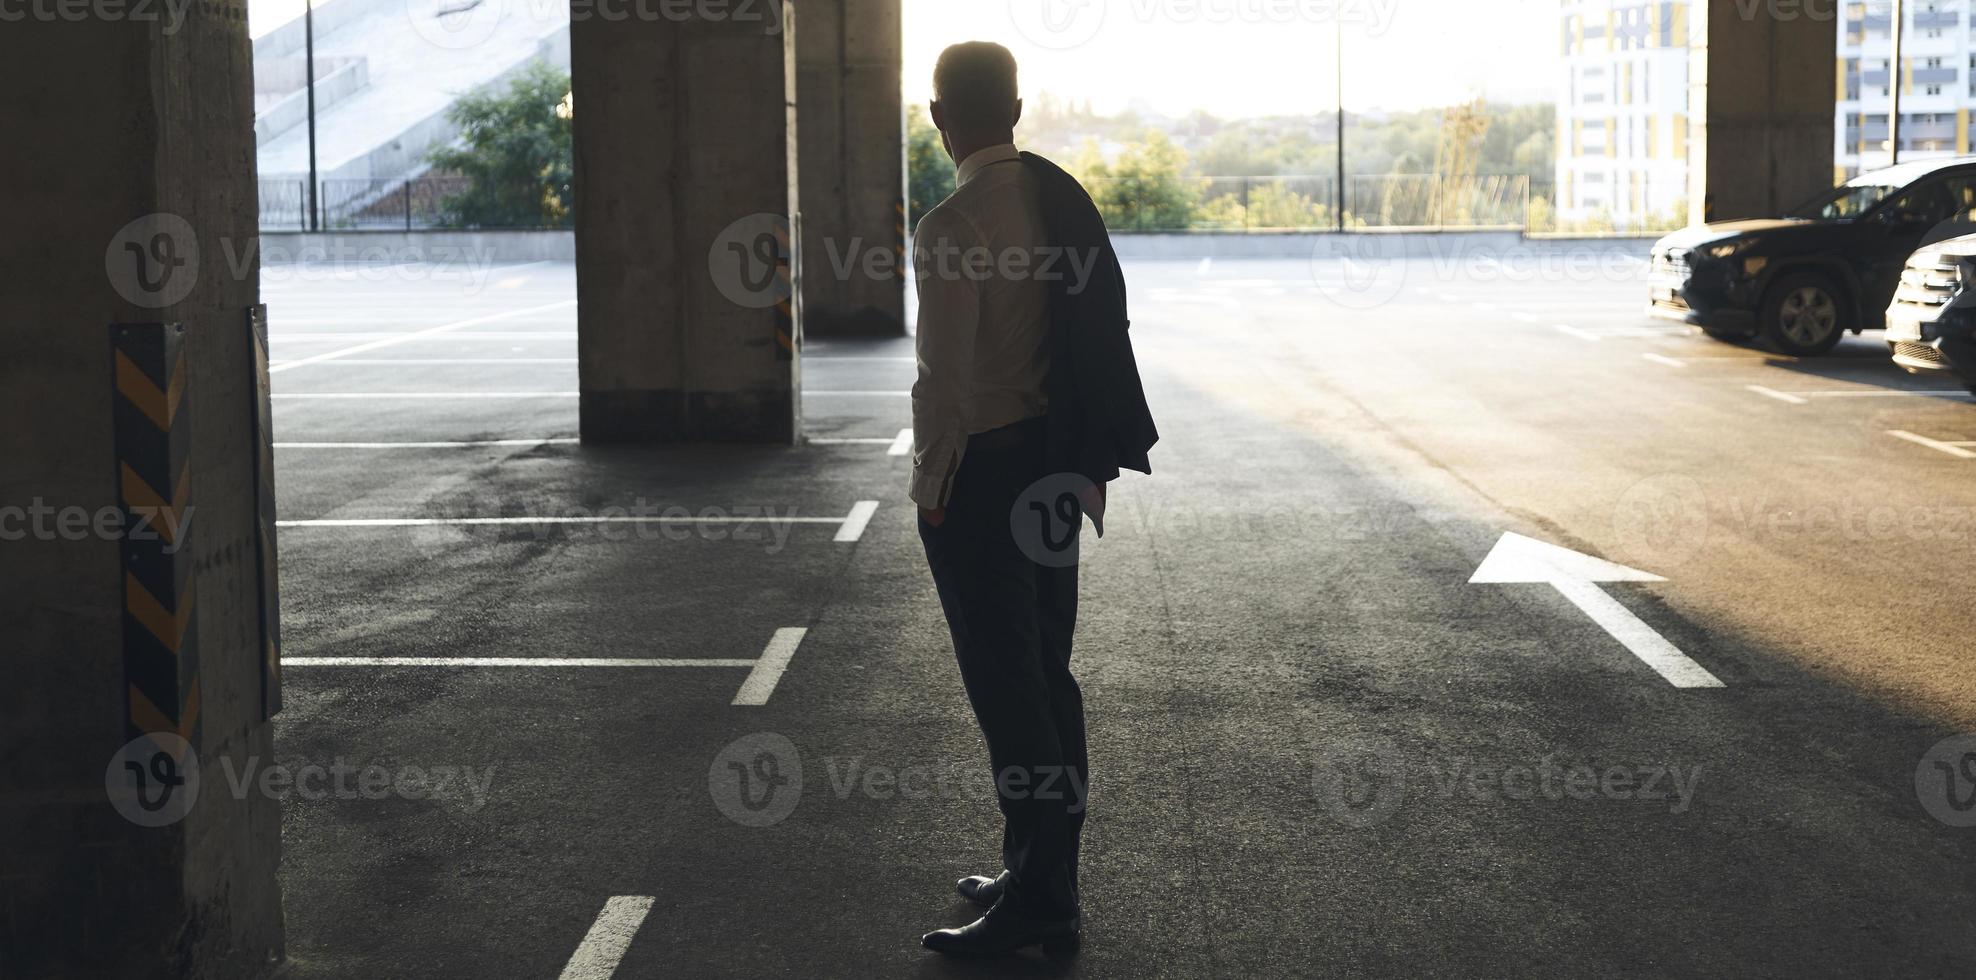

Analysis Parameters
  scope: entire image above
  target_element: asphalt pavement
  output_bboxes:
[263,247,1976,978]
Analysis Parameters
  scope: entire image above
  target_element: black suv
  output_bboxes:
[1647,157,1976,355]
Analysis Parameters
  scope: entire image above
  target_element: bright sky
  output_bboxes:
[905,0,1562,117]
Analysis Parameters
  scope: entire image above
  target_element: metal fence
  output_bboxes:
[256,172,1679,235]
[1081,174,1535,232]
[259,176,478,230]
[1528,176,1690,235]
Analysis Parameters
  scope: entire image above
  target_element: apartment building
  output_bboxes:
[1556,0,1693,226]
[1837,0,1975,179]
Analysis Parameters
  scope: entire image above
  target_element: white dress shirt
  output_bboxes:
[909,144,1053,508]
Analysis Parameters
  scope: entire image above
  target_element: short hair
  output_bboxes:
[933,42,1019,131]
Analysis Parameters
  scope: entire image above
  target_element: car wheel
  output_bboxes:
[1759,273,1848,356]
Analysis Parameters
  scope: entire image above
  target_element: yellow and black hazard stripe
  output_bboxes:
[247,305,282,719]
[774,217,798,361]
[111,322,199,752]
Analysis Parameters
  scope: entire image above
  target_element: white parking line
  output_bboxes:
[279,516,844,527]
[1511,312,1540,323]
[284,628,813,704]
[279,505,878,537]
[835,500,880,542]
[269,300,577,373]
[274,358,578,365]
[1749,385,1970,404]
[276,390,913,400]
[284,657,759,667]
[1555,324,1602,342]
[272,392,578,400]
[1801,389,1971,398]
[275,439,579,448]
[1642,353,1686,368]
[269,332,573,345]
[1746,385,1809,405]
[559,896,655,980]
[804,430,909,455]
[733,627,808,705]
[1888,429,1976,459]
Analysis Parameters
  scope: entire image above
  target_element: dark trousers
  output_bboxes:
[918,416,1087,916]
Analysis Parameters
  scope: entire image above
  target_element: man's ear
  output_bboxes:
[929,100,946,131]
[1011,98,1024,129]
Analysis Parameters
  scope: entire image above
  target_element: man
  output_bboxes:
[910,42,1157,957]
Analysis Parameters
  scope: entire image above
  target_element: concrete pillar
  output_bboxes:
[1688,0,1837,223]
[0,8,285,980]
[796,0,907,337]
[572,2,803,443]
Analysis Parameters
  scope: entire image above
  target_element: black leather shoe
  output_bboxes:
[956,870,1010,908]
[921,905,1080,957]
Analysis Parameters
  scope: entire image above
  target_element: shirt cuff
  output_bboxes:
[908,434,966,509]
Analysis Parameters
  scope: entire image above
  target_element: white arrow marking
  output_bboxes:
[1471,532,1724,688]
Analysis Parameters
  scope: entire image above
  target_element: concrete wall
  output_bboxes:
[259,230,578,263]
[795,0,907,336]
[251,0,393,61]
[267,28,572,184]
[1689,0,1838,221]
[0,7,285,979]
[254,56,367,146]
[1108,230,1656,259]
[570,1,801,442]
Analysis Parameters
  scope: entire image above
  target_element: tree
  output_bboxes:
[1076,132,1200,231]
[428,61,574,229]
[907,104,955,225]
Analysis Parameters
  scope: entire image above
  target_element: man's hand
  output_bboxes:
[920,506,947,528]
